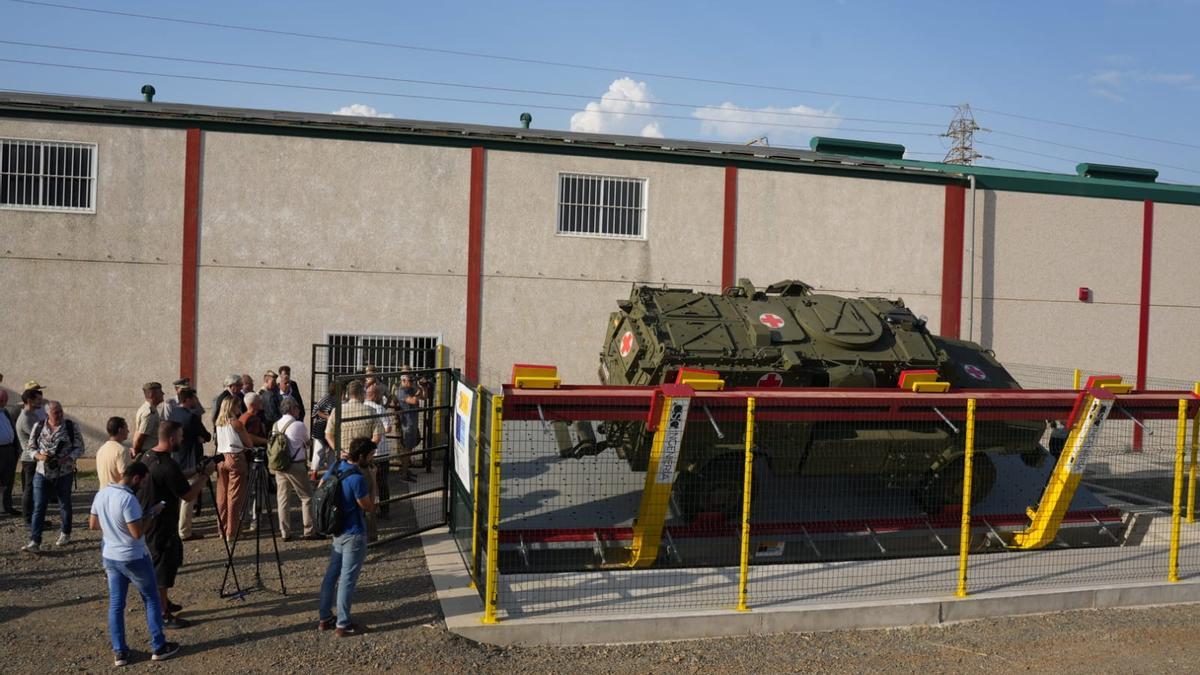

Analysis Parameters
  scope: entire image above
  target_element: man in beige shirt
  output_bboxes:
[132,382,164,455]
[95,417,131,490]
[325,380,383,453]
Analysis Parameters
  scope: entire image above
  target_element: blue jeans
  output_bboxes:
[103,555,166,654]
[318,533,367,628]
[30,472,73,544]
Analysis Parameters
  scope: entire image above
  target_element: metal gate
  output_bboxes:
[311,341,454,545]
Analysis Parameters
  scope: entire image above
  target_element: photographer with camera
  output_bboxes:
[23,400,84,553]
[89,461,178,665]
[137,421,215,629]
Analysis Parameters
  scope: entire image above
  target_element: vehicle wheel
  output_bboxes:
[917,453,997,514]
[674,454,750,522]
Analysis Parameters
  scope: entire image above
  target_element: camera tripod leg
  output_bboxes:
[258,463,287,595]
[212,479,245,600]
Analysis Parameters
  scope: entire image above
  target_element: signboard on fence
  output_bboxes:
[453,382,475,493]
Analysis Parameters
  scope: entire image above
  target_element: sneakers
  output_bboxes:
[167,600,183,614]
[335,623,368,637]
[151,642,181,661]
[55,532,71,547]
[162,614,190,629]
[21,540,39,554]
[317,617,336,631]
[113,650,129,667]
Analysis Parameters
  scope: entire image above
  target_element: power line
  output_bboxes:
[976,106,1200,152]
[0,58,944,138]
[6,0,956,110]
[986,129,1200,175]
[0,40,944,129]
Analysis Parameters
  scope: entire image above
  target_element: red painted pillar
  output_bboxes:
[939,184,966,339]
[1134,199,1154,450]
[179,128,201,384]
[464,147,486,382]
[721,166,738,290]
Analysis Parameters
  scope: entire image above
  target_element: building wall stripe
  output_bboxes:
[1137,199,1154,390]
[465,146,486,381]
[940,184,966,339]
[722,166,738,290]
[179,128,201,384]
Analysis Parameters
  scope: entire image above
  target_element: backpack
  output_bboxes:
[267,419,296,472]
[313,464,358,536]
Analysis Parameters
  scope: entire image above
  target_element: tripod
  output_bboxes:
[220,450,286,598]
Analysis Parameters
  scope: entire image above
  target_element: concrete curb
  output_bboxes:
[421,528,1200,646]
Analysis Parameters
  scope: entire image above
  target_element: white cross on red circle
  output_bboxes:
[757,372,783,387]
[759,313,785,329]
[619,331,636,358]
[964,364,987,380]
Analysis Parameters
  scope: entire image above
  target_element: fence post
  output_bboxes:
[1072,368,1082,390]
[1169,399,1187,582]
[481,394,504,623]
[956,398,977,598]
[1189,382,1200,524]
[736,397,756,612]
[434,344,446,445]
[469,385,485,588]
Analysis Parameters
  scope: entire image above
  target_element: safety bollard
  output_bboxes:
[1073,368,1082,390]
[1190,383,1200,524]
[469,385,485,588]
[1169,399,1187,582]
[736,398,756,612]
[482,394,504,623]
[956,399,977,598]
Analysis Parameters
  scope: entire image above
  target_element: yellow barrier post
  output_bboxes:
[1189,382,1200,524]
[956,399,977,598]
[736,397,756,612]
[1073,368,1082,390]
[434,344,446,445]
[481,394,504,623]
[469,385,485,588]
[1169,399,1187,582]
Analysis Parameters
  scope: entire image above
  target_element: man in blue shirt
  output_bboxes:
[317,437,377,637]
[89,462,180,666]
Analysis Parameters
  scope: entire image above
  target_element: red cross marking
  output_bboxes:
[619,331,636,358]
[759,313,785,329]
[757,372,784,387]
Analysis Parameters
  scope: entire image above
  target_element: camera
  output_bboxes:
[198,453,226,471]
[249,446,268,463]
[44,455,60,471]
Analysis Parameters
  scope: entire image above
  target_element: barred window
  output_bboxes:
[0,138,97,213]
[557,173,646,239]
[327,334,439,376]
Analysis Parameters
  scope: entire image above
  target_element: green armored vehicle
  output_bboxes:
[556,279,1043,519]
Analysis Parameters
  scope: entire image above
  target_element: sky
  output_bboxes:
[3,0,1199,183]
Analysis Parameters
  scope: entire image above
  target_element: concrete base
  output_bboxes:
[423,528,1200,646]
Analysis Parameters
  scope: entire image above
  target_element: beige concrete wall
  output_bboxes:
[965,190,1142,374]
[195,133,470,397]
[736,170,945,323]
[479,151,724,384]
[0,120,184,446]
[1148,202,1200,380]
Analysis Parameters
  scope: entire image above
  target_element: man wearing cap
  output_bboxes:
[16,385,46,525]
[169,388,211,540]
[132,383,164,455]
[212,374,245,427]
[165,378,204,421]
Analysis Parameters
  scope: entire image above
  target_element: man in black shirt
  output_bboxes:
[170,389,211,541]
[138,421,213,629]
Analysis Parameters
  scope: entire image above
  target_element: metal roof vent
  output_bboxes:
[1076,163,1158,183]
[140,84,156,103]
[810,136,905,161]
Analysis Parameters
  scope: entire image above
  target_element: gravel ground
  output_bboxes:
[3,475,1200,673]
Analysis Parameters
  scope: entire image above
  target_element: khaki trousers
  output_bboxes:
[178,498,194,538]
[216,452,248,541]
[273,462,315,538]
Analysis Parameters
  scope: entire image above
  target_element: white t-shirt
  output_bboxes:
[272,414,310,462]
[363,400,392,458]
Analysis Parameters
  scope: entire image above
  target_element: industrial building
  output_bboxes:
[2,92,1198,444]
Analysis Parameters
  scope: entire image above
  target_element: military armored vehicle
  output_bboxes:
[555,279,1043,519]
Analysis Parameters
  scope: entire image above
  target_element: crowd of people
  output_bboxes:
[0,366,429,666]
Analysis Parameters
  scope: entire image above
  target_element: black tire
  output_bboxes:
[916,453,997,514]
[674,454,750,522]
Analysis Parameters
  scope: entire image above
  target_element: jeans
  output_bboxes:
[30,472,73,544]
[318,532,367,628]
[103,555,166,654]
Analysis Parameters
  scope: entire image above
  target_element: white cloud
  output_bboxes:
[1082,64,1197,101]
[1090,88,1126,103]
[692,102,842,143]
[570,78,665,138]
[331,103,394,118]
